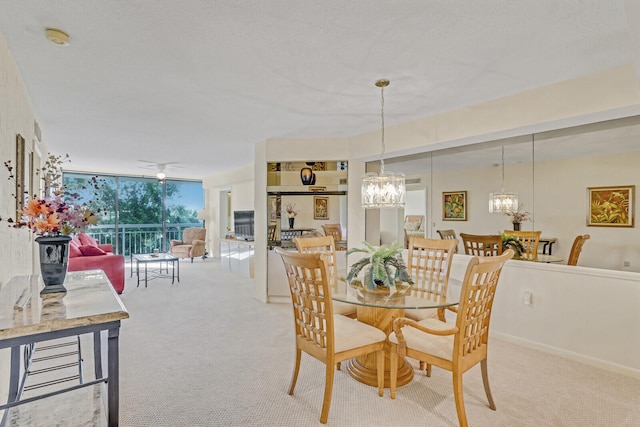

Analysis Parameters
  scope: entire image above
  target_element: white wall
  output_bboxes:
[0,30,48,416]
[449,254,640,378]
[202,164,254,257]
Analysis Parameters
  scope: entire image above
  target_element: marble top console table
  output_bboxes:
[0,270,129,426]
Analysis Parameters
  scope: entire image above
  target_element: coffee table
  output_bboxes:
[131,253,180,287]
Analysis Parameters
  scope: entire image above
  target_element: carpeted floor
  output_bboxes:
[117,259,640,426]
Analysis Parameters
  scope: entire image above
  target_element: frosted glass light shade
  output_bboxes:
[361,171,406,208]
[489,192,519,213]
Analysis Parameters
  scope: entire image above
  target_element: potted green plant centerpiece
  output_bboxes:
[501,233,525,259]
[346,242,413,291]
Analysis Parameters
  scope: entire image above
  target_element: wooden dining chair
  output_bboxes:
[321,223,342,241]
[460,233,503,256]
[405,237,457,322]
[294,235,356,318]
[388,249,514,427]
[436,229,459,252]
[567,234,590,266]
[267,222,277,244]
[504,230,541,261]
[275,248,385,424]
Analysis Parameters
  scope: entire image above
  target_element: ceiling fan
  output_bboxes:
[137,160,182,179]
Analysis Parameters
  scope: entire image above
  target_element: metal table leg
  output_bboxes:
[107,327,120,427]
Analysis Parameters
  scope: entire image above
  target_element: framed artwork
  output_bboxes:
[442,191,467,221]
[312,162,326,171]
[268,196,279,221]
[587,185,634,227]
[314,196,329,220]
[15,134,25,216]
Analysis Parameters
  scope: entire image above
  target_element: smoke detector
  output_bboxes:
[45,28,70,46]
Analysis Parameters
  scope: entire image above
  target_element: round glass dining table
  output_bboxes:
[332,279,460,388]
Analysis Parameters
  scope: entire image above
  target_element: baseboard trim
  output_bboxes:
[493,331,640,380]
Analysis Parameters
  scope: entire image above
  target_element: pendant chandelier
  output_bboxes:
[488,145,518,213]
[361,79,406,209]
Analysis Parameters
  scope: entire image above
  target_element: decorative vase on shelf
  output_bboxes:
[35,235,72,295]
[289,217,295,229]
[513,222,521,231]
[300,167,316,185]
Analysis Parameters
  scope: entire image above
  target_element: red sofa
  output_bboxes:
[67,233,125,294]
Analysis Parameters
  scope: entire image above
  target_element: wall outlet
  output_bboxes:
[623,261,631,267]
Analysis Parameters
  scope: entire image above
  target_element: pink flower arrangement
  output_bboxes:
[284,203,298,218]
[505,203,530,224]
[2,153,101,236]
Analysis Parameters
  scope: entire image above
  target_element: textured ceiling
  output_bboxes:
[0,1,636,179]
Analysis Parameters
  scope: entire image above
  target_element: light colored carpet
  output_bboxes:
[117,259,640,426]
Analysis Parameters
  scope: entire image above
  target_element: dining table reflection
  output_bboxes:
[332,279,460,388]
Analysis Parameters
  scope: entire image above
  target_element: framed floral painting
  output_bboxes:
[443,191,467,221]
[588,185,634,227]
[314,196,329,220]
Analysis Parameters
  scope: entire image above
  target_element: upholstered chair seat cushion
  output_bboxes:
[403,295,441,321]
[333,315,386,353]
[388,318,454,361]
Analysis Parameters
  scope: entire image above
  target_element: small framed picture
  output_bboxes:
[15,134,26,217]
[587,185,634,227]
[442,191,467,221]
[314,196,329,220]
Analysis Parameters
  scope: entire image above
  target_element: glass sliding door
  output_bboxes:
[63,172,203,256]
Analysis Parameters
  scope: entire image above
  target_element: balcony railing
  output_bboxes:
[86,223,202,256]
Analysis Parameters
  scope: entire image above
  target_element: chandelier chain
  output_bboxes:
[501,145,505,191]
[380,84,385,174]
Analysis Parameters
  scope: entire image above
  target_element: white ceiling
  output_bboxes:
[0,1,637,179]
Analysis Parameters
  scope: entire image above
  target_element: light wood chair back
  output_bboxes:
[567,234,590,266]
[294,236,338,288]
[294,236,355,317]
[460,233,503,256]
[321,224,342,241]
[437,229,459,253]
[504,230,541,261]
[275,248,385,424]
[267,222,277,242]
[405,215,424,224]
[388,249,514,427]
[406,237,457,312]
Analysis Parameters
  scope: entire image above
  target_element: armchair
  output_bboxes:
[389,249,514,427]
[169,228,206,262]
[403,215,425,248]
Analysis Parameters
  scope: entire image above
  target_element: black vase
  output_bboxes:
[288,217,295,229]
[36,235,72,295]
[513,222,521,231]
[300,167,316,185]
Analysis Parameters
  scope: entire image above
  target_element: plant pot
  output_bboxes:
[288,217,295,229]
[513,222,521,231]
[350,280,412,303]
[35,235,72,295]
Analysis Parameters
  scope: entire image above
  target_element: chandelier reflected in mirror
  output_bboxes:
[488,145,518,213]
[361,79,406,209]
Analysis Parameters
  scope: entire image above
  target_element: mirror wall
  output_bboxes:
[378,115,640,272]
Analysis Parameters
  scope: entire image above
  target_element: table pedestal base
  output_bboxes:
[345,305,414,387]
[345,353,414,388]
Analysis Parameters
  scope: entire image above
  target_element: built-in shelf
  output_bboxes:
[266,160,349,300]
